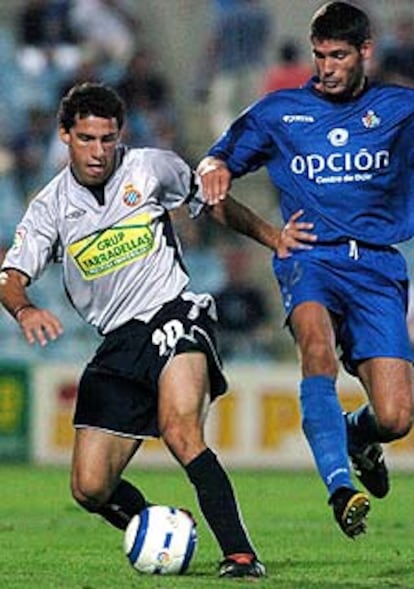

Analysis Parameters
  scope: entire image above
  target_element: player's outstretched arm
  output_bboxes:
[0,269,63,346]
[208,197,317,258]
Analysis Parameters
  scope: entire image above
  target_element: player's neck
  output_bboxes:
[351,75,368,98]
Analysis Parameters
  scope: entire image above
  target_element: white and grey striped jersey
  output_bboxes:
[2,146,210,334]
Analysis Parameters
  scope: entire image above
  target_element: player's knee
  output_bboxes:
[71,475,110,512]
[301,341,338,376]
[161,419,204,465]
[161,423,192,458]
[376,408,412,442]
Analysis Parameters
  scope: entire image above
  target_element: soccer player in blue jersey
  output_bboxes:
[198,1,414,538]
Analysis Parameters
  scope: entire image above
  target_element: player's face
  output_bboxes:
[59,115,121,186]
[311,38,373,98]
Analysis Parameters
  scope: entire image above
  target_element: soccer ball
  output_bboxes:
[124,505,197,575]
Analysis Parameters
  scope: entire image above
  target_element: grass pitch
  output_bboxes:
[0,465,413,589]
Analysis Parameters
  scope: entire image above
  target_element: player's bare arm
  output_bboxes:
[0,268,63,346]
[197,156,232,205]
[208,197,317,258]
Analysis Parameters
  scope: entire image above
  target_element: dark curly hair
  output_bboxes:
[310,2,371,49]
[57,82,125,132]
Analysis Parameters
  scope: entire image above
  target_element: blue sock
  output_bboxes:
[300,375,354,497]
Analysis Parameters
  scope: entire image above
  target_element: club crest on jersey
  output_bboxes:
[362,110,381,129]
[122,183,142,207]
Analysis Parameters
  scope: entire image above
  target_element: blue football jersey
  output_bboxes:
[208,80,414,245]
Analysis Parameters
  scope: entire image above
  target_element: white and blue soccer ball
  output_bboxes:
[124,505,197,575]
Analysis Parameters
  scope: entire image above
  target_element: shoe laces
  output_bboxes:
[353,443,383,471]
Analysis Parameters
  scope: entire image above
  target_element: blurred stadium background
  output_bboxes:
[1,0,414,470]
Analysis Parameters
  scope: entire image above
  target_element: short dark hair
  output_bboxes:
[57,82,125,132]
[310,2,371,48]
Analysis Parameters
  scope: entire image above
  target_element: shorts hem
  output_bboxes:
[74,424,158,440]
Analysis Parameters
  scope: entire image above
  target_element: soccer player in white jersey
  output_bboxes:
[198,1,414,538]
[0,82,315,578]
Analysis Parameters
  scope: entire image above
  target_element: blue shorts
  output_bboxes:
[272,241,413,374]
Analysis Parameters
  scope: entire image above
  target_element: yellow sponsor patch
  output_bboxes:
[68,213,154,280]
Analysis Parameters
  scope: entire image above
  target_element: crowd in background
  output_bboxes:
[1,0,414,364]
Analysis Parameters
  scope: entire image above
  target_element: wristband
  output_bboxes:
[13,304,34,321]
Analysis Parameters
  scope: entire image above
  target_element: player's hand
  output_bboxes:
[16,306,64,347]
[276,210,317,258]
[197,156,232,205]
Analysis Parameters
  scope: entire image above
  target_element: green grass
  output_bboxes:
[0,466,414,588]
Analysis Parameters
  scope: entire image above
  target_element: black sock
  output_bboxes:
[347,404,393,448]
[96,479,149,530]
[185,447,255,557]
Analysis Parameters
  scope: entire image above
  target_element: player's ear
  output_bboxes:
[59,126,71,145]
[360,39,374,61]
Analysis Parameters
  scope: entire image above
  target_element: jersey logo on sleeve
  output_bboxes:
[67,213,154,280]
[11,228,26,253]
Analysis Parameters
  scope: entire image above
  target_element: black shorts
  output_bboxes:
[74,295,227,438]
